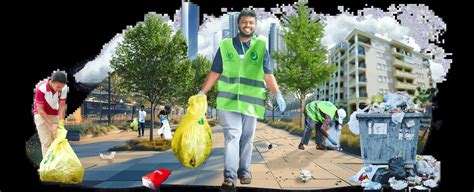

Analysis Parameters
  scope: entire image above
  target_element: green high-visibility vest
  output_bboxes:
[216,37,267,119]
[305,101,337,123]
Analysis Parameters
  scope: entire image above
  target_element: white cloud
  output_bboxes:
[198,14,228,58]
[322,14,419,50]
[74,33,123,84]
[255,17,281,38]
[429,60,446,83]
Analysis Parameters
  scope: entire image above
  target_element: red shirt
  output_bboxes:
[33,79,68,115]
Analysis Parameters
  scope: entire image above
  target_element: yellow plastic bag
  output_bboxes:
[39,120,84,184]
[171,94,212,168]
[130,118,138,131]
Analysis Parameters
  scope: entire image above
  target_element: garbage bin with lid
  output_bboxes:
[356,113,424,165]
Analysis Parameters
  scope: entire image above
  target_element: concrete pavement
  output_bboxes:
[70,122,364,190]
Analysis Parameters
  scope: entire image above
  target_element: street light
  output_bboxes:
[119,99,124,120]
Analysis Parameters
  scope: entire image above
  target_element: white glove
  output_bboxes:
[275,92,286,112]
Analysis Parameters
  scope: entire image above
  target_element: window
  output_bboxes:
[378,76,390,83]
[376,52,384,59]
[377,63,382,70]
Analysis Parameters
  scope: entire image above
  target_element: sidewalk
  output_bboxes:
[71,122,364,189]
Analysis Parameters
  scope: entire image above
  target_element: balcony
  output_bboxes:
[358,40,371,48]
[394,70,416,80]
[349,44,365,55]
[395,81,417,91]
[393,59,414,70]
[335,42,348,51]
[349,63,366,74]
[349,93,368,103]
[392,48,403,57]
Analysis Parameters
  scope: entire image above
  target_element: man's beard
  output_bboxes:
[238,28,254,38]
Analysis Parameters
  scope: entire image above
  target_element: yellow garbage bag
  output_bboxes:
[130,118,138,131]
[172,94,212,168]
[39,120,84,184]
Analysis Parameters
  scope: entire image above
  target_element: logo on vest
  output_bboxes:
[250,51,258,61]
[226,52,233,60]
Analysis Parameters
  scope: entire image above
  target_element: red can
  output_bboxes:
[142,168,172,189]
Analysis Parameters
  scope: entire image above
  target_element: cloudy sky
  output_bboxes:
[74,5,448,84]
[73,14,173,84]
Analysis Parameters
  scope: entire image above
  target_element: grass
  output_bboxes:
[339,125,361,156]
[417,129,430,154]
[109,138,171,151]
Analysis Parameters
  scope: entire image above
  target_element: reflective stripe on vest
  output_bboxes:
[306,101,324,122]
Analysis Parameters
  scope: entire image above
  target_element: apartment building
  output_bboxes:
[315,29,434,115]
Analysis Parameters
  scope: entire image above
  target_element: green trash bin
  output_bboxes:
[356,113,424,165]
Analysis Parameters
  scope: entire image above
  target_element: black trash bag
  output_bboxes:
[373,167,391,185]
[388,157,406,180]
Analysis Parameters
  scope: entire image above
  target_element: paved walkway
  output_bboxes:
[71,122,364,189]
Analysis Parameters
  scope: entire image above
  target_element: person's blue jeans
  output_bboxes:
[218,109,257,181]
[138,122,145,136]
[300,111,324,145]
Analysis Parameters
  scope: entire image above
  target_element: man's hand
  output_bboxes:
[275,92,286,112]
[51,124,58,139]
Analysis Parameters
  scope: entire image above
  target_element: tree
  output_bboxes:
[176,55,218,119]
[272,0,336,129]
[109,72,129,123]
[265,90,278,121]
[111,13,191,141]
[414,86,437,105]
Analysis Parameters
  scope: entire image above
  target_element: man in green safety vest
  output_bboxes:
[298,101,346,150]
[199,10,286,192]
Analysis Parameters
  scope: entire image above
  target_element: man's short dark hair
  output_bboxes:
[237,10,257,24]
[51,71,67,84]
[141,105,145,108]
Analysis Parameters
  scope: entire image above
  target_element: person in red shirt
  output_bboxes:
[33,70,68,157]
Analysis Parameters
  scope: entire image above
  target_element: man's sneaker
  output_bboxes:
[238,175,252,184]
[220,178,236,192]
[298,143,305,150]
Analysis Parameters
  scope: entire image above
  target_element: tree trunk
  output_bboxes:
[300,97,306,131]
[272,107,275,121]
[99,89,103,125]
[108,75,111,126]
[112,103,116,124]
[149,102,154,141]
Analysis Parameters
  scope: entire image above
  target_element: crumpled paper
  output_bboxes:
[389,177,408,190]
[299,170,312,182]
[100,151,116,160]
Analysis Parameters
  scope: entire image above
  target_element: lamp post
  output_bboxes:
[119,99,123,120]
